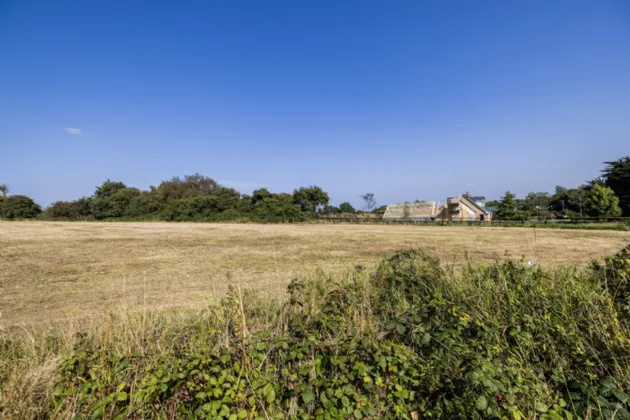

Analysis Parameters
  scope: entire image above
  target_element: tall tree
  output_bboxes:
[292,186,329,213]
[361,193,377,211]
[601,157,630,215]
[584,184,622,217]
[0,184,8,198]
[494,191,518,220]
[550,185,587,216]
[91,181,140,219]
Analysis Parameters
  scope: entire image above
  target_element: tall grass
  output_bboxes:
[2,247,630,418]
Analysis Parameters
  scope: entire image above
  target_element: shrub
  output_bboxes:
[37,248,630,419]
[45,197,92,219]
[91,187,141,219]
[0,195,42,219]
[339,202,356,213]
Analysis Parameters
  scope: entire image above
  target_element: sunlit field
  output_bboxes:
[1,221,627,326]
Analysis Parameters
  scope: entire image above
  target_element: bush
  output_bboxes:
[45,197,92,219]
[590,245,630,326]
[339,202,356,213]
[126,191,164,218]
[29,248,630,419]
[0,195,42,219]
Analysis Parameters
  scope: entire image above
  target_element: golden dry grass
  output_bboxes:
[1,221,628,326]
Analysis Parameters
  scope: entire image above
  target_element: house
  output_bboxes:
[383,193,492,221]
[441,194,492,221]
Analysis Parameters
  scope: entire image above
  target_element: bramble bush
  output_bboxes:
[29,247,630,419]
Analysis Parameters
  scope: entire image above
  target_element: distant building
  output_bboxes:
[383,193,492,221]
[382,201,441,220]
[442,194,492,221]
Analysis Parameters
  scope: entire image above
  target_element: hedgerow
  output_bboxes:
[3,247,630,418]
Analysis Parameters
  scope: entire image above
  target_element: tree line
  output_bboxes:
[1,156,628,221]
[0,175,366,222]
[491,157,629,220]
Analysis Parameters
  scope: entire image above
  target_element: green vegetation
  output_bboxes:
[0,194,42,219]
[1,155,629,222]
[585,184,623,218]
[3,246,630,418]
[601,157,630,216]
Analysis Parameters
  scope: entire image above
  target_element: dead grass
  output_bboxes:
[1,221,627,326]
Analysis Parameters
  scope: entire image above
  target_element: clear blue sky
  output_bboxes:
[2,1,629,208]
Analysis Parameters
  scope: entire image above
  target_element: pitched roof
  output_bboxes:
[459,195,490,214]
[470,196,485,201]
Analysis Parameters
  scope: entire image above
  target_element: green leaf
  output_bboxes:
[117,391,128,401]
[535,401,548,413]
[614,390,629,403]
[263,383,275,403]
[475,396,487,411]
[302,391,315,404]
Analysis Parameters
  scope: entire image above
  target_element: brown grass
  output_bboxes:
[1,221,627,326]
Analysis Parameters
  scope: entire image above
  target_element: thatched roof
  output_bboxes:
[383,202,442,220]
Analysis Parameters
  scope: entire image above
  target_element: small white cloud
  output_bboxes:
[64,127,82,135]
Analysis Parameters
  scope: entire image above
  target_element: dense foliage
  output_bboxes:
[0,194,42,219]
[601,157,630,216]
[1,155,629,221]
[36,175,330,222]
[31,246,630,419]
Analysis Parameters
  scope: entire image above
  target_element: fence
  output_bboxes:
[315,216,630,227]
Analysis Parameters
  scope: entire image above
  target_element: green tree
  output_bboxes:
[251,188,273,205]
[494,191,519,220]
[1,195,42,219]
[126,191,164,218]
[46,197,93,219]
[339,202,356,213]
[601,157,630,215]
[255,193,305,222]
[521,192,551,213]
[292,186,329,213]
[584,184,622,217]
[211,187,241,212]
[91,181,140,219]
[94,180,127,199]
[154,174,218,202]
[361,193,377,211]
[550,185,587,216]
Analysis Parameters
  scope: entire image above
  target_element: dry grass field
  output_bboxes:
[1,221,628,326]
